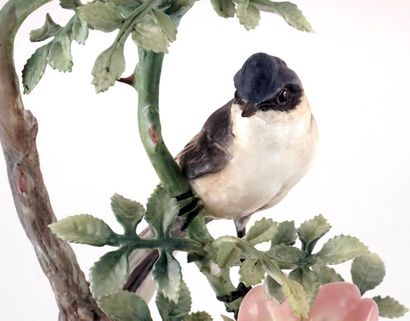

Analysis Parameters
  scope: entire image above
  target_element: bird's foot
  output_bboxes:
[176,190,203,230]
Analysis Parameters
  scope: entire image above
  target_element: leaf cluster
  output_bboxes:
[50,186,206,321]
[205,215,407,318]
[211,0,312,32]
[23,0,312,94]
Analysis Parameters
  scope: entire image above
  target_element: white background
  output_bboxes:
[1,0,410,320]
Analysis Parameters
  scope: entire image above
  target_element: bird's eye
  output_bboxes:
[277,88,290,105]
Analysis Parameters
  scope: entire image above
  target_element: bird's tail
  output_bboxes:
[123,226,158,302]
[124,219,186,302]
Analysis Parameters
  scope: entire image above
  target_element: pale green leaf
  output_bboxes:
[156,280,191,321]
[72,14,89,44]
[49,214,118,246]
[253,0,313,32]
[98,290,153,321]
[111,193,145,235]
[212,238,242,269]
[79,1,123,32]
[90,247,129,299]
[153,251,182,303]
[311,265,344,285]
[146,186,179,237]
[351,253,385,295]
[151,9,177,41]
[30,13,62,42]
[184,312,213,321]
[267,244,303,268]
[271,221,297,246]
[210,0,236,18]
[245,218,277,245]
[264,276,285,304]
[22,44,49,94]
[132,16,170,53]
[289,267,319,306]
[298,214,331,254]
[60,0,81,9]
[316,235,369,265]
[373,296,409,318]
[220,315,234,321]
[281,278,310,318]
[237,0,260,30]
[48,34,73,72]
[239,258,264,286]
[91,43,125,92]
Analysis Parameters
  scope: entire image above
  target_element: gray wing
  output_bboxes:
[177,99,234,180]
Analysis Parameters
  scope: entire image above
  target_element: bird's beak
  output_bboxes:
[241,101,258,117]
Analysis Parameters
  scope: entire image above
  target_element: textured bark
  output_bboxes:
[0,3,110,321]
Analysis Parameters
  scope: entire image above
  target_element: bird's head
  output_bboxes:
[234,53,304,117]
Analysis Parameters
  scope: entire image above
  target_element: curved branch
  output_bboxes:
[0,2,110,320]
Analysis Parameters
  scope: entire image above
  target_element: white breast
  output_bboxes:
[191,96,318,219]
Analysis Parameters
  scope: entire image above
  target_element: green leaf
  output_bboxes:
[237,0,260,30]
[316,235,369,265]
[184,312,213,321]
[111,193,145,235]
[271,220,297,246]
[49,214,118,246]
[98,290,153,321]
[153,251,182,303]
[91,43,125,93]
[151,9,177,41]
[79,1,124,32]
[267,244,304,268]
[373,296,409,318]
[210,0,236,18]
[281,278,310,318]
[297,214,331,254]
[311,264,343,285]
[239,258,264,286]
[132,12,175,53]
[264,275,285,304]
[253,0,313,32]
[156,280,191,321]
[146,186,179,237]
[48,34,73,72]
[30,13,62,42]
[22,44,49,94]
[245,218,277,245]
[60,0,81,9]
[289,267,320,306]
[220,315,234,321]
[212,238,242,269]
[90,247,129,299]
[351,253,385,295]
[72,14,89,44]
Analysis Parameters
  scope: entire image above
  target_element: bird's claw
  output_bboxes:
[176,190,203,230]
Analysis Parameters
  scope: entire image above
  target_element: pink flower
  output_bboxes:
[237,282,379,321]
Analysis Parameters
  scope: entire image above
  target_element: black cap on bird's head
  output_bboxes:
[234,53,304,117]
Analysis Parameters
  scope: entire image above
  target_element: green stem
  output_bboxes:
[135,48,190,196]
[118,235,206,255]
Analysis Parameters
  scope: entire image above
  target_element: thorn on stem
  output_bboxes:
[117,74,135,86]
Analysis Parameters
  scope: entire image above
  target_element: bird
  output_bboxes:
[126,52,318,297]
[176,52,318,236]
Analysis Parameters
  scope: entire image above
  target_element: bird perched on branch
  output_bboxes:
[177,52,318,236]
[127,52,318,296]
